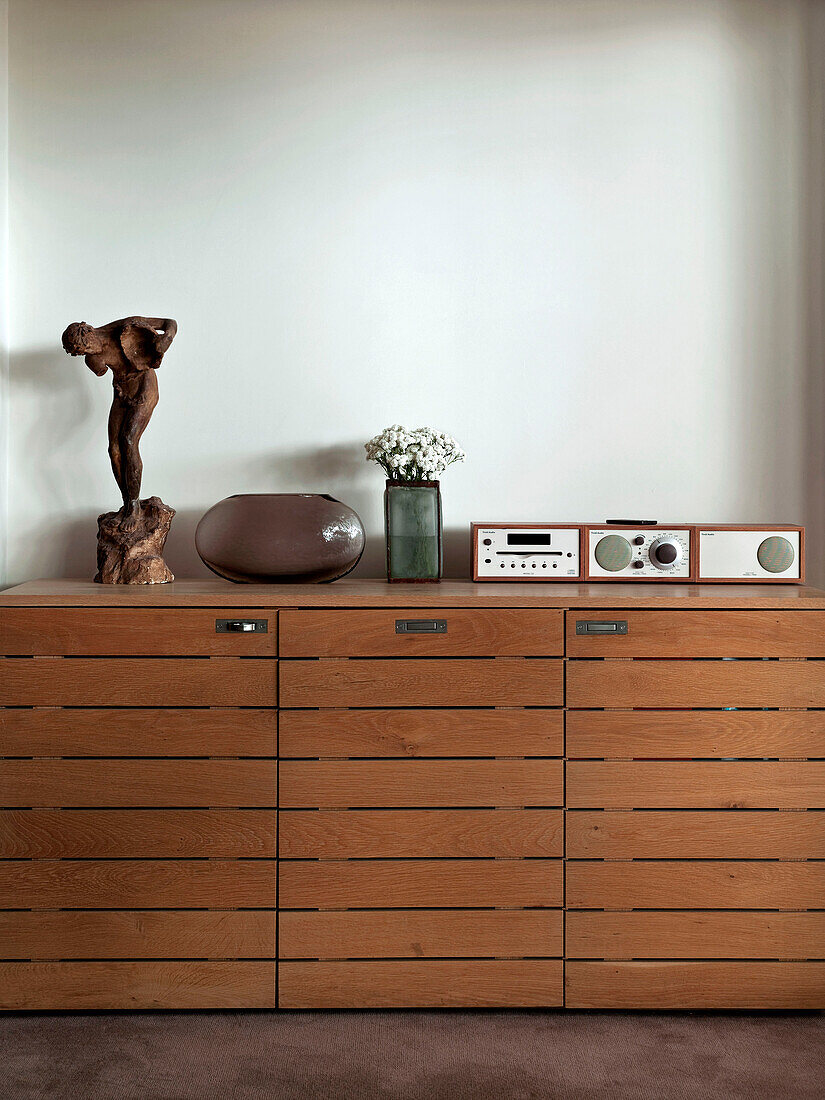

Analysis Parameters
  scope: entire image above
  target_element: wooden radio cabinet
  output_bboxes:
[1,579,824,1010]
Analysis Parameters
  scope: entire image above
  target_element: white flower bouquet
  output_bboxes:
[364,425,466,483]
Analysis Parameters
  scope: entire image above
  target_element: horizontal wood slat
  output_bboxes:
[0,760,277,807]
[278,959,563,1008]
[566,709,825,759]
[0,608,277,657]
[0,708,276,757]
[566,811,825,859]
[279,709,563,759]
[566,761,825,809]
[279,859,563,909]
[279,809,562,858]
[280,659,562,708]
[0,810,276,858]
[0,658,276,707]
[567,659,825,709]
[0,860,276,909]
[279,909,563,959]
[566,860,825,910]
[0,910,276,960]
[566,961,825,1009]
[279,760,563,808]
[566,911,825,959]
[566,611,825,658]
[279,609,563,657]
[0,961,276,1010]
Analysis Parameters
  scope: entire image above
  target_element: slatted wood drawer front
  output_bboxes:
[0,810,277,858]
[0,962,276,1010]
[566,861,825,909]
[280,910,563,959]
[0,910,276,959]
[567,811,825,859]
[279,960,563,1008]
[0,859,276,909]
[567,660,825,709]
[567,610,825,658]
[280,760,563,808]
[566,912,825,959]
[0,608,276,656]
[280,659,562,708]
[0,760,277,807]
[280,860,563,909]
[280,809,562,858]
[566,962,825,1009]
[279,609,563,657]
[279,708,563,758]
[566,709,825,759]
[0,708,276,757]
[0,658,276,706]
[567,762,825,809]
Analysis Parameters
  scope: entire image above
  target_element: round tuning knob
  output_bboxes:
[649,537,682,570]
[757,536,794,573]
[594,534,632,572]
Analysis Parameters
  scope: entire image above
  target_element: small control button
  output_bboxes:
[634,535,645,545]
[484,558,491,564]
[483,538,492,546]
[542,563,547,568]
[632,560,644,569]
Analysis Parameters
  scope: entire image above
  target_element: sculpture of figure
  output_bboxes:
[62,317,177,530]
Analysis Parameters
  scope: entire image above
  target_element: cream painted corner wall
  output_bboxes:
[5,0,824,584]
[0,1,8,585]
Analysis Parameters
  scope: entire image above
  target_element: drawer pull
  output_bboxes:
[215,619,268,634]
[395,619,448,634]
[576,620,628,635]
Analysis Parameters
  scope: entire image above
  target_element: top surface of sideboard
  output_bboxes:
[3,578,825,608]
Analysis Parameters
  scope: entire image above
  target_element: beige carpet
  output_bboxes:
[3,1010,824,1099]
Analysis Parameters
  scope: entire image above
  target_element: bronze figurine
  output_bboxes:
[61,316,178,584]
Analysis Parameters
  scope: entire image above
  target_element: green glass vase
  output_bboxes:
[384,480,442,582]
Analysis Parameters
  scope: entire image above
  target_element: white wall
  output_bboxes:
[0,1,8,584]
[4,0,823,583]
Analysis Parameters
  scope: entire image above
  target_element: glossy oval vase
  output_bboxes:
[384,480,442,582]
[195,494,366,583]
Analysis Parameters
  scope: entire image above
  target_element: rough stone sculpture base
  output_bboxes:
[95,496,175,584]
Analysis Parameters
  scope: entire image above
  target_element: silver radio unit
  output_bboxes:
[471,523,804,583]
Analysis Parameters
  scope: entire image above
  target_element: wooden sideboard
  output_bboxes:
[1,579,824,1010]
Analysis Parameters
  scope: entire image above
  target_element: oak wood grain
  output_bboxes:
[566,610,825,658]
[279,708,563,759]
[0,608,277,657]
[0,708,276,757]
[566,761,825,809]
[565,911,825,959]
[566,961,825,1009]
[279,609,563,657]
[280,658,562,708]
[279,859,563,909]
[0,961,276,1010]
[567,659,825,709]
[566,810,825,859]
[0,910,276,960]
[566,860,825,909]
[0,809,277,858]
[0,658,276,707]
[566,709,825,760]
[0,760,277,807]
[279,809,562,858]
[279,909,563,959]
[0,859,276,909]
[278,959,563,1008]
[4,578,825,608]
[279,759,563,808]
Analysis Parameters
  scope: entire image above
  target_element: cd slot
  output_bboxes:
[496,550,563,556]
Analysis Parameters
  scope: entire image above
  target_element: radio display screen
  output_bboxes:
[507,533,551,545]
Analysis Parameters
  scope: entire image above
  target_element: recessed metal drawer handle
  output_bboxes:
[576,620,628,635]
[396,619,447,634]
[215,619,268,633]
